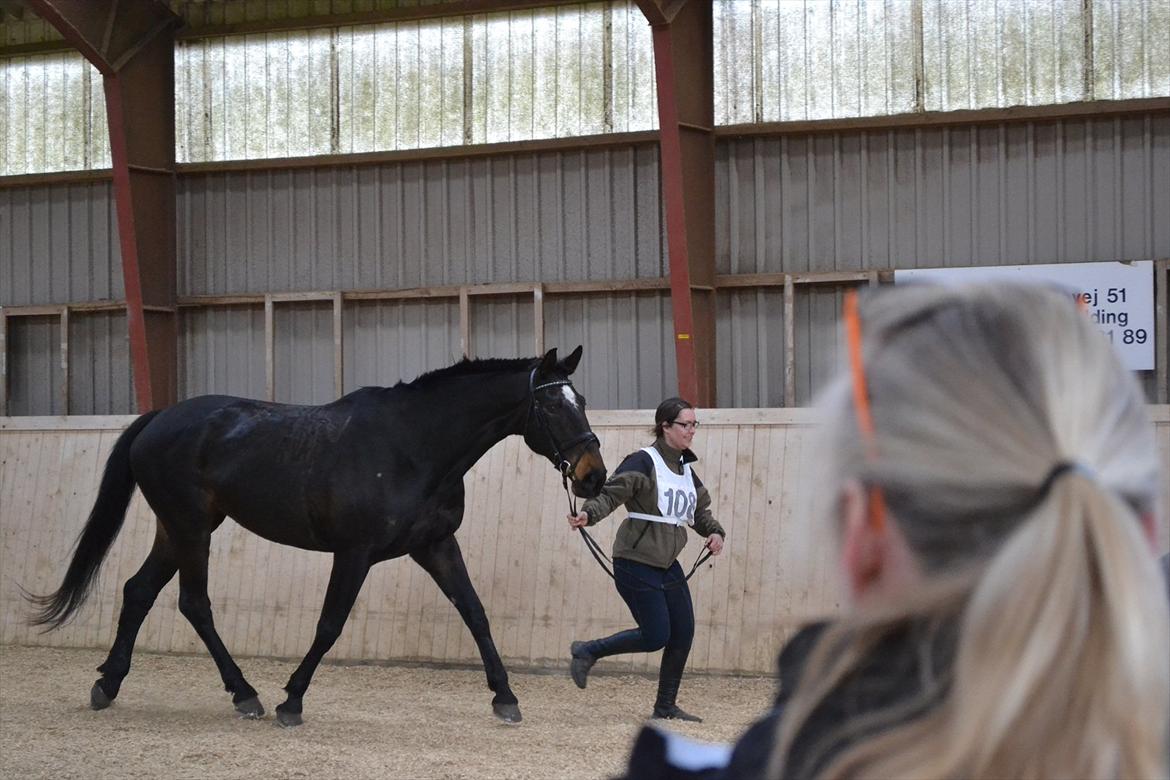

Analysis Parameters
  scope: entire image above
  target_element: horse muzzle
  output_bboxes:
[570,450,607,498]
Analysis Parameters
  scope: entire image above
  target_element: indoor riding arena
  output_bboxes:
[2,2,1168,779]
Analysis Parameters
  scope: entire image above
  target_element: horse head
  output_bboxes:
[523,346,607,498]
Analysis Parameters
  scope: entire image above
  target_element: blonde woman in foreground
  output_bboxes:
[621,283,1169,780]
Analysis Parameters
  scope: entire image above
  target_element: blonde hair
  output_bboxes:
[770,283,1169,780]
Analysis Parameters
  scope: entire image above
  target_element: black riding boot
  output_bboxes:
[652,676,702,722]
[569,629,644,689]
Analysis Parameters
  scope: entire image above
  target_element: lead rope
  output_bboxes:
[561,475,714,592]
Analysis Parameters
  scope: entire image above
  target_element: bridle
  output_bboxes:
[526,368,599,481]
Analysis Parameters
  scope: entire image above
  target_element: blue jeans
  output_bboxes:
[614,558,695,654]
[575,558,698,711]
[581,558,694,684]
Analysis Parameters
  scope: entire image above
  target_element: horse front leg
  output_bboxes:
[275,548,371,727]
[410,533,520,724]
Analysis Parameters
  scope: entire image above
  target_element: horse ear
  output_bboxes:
[560,345,583,375]
[539,348,559,373]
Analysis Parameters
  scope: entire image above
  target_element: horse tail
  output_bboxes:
[26,410,161,630]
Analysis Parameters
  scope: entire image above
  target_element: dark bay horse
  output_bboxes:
[27,347,605,726]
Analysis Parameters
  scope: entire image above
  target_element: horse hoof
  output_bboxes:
[235,696,265,719]
[90,682,111,711]
[275,709,303,728]
[493,702,522,725]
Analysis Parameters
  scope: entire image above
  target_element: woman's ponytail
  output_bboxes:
[767,284,1168,780]
[934,471,1169,779]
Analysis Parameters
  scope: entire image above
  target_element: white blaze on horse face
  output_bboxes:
[561,385,580,410]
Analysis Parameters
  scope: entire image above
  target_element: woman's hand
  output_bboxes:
[706,534,724,556]
[568,511,589,529]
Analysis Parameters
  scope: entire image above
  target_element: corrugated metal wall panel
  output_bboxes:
[922,0,1088,111]
[170,1,468,31]
[715,285,846,408]
[716,115,1170,404]
[337,19,465,153]
[4,3,654,176]
[542,292,676,409]
[0,12,60,46]
[0,183,121,306]
[795,286,847,406]
[344,299,461,390]
[1093,0,1170,100]
[7,2,1164,176]
[715,0,918,124]
[6,316,62,415]
[716,115,1170,274]
[175,3,656,164]
[177,29,338,162]
[177,144,663,295]
[179,307,267,401]
[0,54,110,177]
[273,302,336,404]
[470,296,536,359]
[716,288,787,408]
[611,2,659,133]
[68,311,133,415]
[714,0,1168,125]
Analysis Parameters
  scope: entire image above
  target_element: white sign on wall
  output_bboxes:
[895,261,1155,371]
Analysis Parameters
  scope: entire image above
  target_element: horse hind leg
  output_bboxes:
[172,524,264,719]
[410,534,520,724]
[91,525,177,709]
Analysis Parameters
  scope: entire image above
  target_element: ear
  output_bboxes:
[539,348,558,374]
[560,345,584,375]
[840,480,884,603]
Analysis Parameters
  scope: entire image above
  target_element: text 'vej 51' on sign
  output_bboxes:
[894,261,1154,371]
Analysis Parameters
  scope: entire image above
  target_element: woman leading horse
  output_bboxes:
[567,397,725,722]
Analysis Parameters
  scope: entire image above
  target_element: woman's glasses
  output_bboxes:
[670,421,700,430]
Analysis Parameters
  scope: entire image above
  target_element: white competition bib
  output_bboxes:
[627,446,697,527]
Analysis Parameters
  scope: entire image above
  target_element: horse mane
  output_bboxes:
[395,356,539,391]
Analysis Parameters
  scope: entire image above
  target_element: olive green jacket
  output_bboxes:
[580,437,725,570]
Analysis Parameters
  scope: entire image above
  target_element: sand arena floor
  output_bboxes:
[0,645,775,779]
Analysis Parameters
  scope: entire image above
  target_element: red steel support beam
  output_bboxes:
[27,0,180,411]
[638,0,716,406]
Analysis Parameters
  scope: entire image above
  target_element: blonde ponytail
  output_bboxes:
[769,284,1169,780]
[824,474,1169,780]
[948,473,1167,779]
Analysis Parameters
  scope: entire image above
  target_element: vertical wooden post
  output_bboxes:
[59,307,70,415]
[459,287,472,359]
[533,284,545,355]
[0,309,7,416]
[1156,259,1168,404]
[264,296,275,402]
[784,275,795,407]
[332,292,344,398]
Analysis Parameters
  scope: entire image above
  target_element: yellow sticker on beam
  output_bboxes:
[676,333,690,340]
